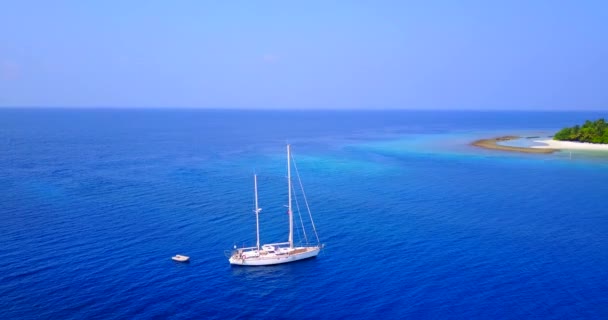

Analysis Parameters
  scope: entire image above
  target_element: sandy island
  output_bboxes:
[532,139,608,151]
[472,136,556,154]
[473,136,608,153]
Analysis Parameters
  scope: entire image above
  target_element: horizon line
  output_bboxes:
[0,106,606,112]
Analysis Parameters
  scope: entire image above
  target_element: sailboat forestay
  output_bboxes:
[227,145,322,266]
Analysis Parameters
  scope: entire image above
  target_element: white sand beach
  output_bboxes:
[532,139,608,151]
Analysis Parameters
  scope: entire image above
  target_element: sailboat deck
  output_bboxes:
[229,245,321,265]
[290,248,314,254]
[231,246,318,259]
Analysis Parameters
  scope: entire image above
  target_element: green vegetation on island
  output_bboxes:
[554,118,608,144]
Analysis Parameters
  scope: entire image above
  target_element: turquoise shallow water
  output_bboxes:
[1,109,607,319]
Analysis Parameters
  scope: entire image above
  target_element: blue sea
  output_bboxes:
[1,109,607,319]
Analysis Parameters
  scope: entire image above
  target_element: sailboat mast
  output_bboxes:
[287,144,293,248]
[254,174,260,251]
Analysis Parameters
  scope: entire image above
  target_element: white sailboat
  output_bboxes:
[227,145,322,266]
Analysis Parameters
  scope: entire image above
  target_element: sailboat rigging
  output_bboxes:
[227,145,322,266]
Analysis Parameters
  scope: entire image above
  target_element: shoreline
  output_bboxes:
[532,139,608,151]
[472,136,556,154]
[473,136,608,153]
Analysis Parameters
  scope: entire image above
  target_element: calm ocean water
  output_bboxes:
[1,109,607,319]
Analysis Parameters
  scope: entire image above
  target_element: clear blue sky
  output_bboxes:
[0,0,606,110]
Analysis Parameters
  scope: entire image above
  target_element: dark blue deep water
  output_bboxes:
[1,109,607,319]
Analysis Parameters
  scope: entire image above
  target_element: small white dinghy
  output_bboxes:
[172,254,190,262]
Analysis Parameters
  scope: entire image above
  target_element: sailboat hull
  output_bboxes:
[229,247,320,266]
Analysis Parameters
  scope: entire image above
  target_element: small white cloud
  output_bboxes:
[0,61,21,80]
